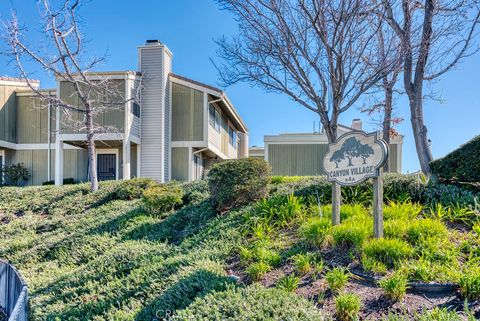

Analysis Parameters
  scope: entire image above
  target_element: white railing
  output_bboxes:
[0,260,28,321]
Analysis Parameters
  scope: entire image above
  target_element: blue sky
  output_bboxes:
[1,0,479,173]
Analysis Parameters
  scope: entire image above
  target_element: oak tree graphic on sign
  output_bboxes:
[329,136,375,167]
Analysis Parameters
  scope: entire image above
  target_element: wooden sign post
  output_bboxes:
[323,131,389,238]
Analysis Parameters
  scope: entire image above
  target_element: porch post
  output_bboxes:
[123,140,131,180]
[55,139,64,186]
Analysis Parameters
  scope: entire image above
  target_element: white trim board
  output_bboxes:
[0,141,81,150]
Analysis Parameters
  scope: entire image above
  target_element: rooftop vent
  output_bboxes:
[145,39,161,45]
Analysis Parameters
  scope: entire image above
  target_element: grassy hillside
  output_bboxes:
[0,181,248,320]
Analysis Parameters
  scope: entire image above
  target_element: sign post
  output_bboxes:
[323,131,388,238]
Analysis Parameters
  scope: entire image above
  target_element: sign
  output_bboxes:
[323,131,388,186]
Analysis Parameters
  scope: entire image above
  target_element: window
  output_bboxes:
[229,126,237,148]
[132,102,140,117]
[209,104,221,132]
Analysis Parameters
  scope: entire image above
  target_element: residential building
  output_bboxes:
[250,120,403,176]
[0,40,248,186]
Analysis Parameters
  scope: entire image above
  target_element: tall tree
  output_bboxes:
[3,0,139,191]
[215,0,395,224]
[381,0,480,175]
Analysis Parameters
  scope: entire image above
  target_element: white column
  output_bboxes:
[55,139,64,185]
[137,144,141,177]
[123,140,131,180]
[54,103,64,186]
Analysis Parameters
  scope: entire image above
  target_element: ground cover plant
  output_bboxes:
[1,170,480,320]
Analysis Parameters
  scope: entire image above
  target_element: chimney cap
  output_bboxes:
[146,39,161,45]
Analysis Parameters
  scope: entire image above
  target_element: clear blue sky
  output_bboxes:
[1,0,478,173]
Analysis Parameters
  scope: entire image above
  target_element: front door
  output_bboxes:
[97,154,116,181]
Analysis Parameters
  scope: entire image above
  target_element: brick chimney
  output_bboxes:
[351,119,362,131]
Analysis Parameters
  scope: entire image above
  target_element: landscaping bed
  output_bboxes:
[1,168,480,320]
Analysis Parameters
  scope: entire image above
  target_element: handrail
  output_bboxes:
[0,260,28,321]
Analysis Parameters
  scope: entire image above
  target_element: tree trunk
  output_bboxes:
[382,85,393,172]
[409,94,433,175]
[326,121,341,225]
[86,107,98,191]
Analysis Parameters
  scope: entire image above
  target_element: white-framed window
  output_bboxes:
[208,104,221,133]
[228,126,237,149]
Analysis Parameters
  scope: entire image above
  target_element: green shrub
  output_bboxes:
[361,256,387,274]
[406,219,448,244]
[459,268,480,301]
[142,182,184,215]
[312,260,325,280]
[246,262,271,281]
[292,253,312,275]
[251,244,281,267]
[362,238,412,269]
[417,307,463,321]
[383,201,422,220]
[271,176,306,184]
[325,267,350,293]
[182,179,210,205]
[298,217,331,247]
[335,293,361,321]
[473,222,480,235]
[331,221,371,249]
[378,273,408,301]
[384,219,411,239]
[430,135,480,183]
[276,274,300,292]
[1,163,29,186]
[175,284,326,321]
[114,178,156,200]
[42,177,77,186]
[208,158,271,213]
[423,183,477,207]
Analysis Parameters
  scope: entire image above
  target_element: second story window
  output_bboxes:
[229,126,237,148]
[132,102,140,117]
[209,104,221,132]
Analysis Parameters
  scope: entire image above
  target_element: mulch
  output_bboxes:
[227,255,480,320]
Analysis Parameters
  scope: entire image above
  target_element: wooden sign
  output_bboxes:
[323,131,388,186]
[323,131,389,238]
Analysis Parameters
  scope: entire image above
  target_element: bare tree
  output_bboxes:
[381,0,480,175]
[215,0,395,224]
[362,20,404,172]
[3,0,139,191]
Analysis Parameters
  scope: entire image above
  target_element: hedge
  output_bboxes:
[431,135,480,183]
[272,174,478,207]
[208,158,271,213]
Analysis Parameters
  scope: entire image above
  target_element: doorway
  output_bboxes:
[97,154,117,181]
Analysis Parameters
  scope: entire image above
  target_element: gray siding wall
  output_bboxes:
[171,147,189,181]
[16,95,53,144]
[0,85,18,143]
[171,83,204,141]
[388,144,398,173]
[268,143,399,176]
[59,80,125,134]
[268,144,328,176]
[6,149,87,186]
